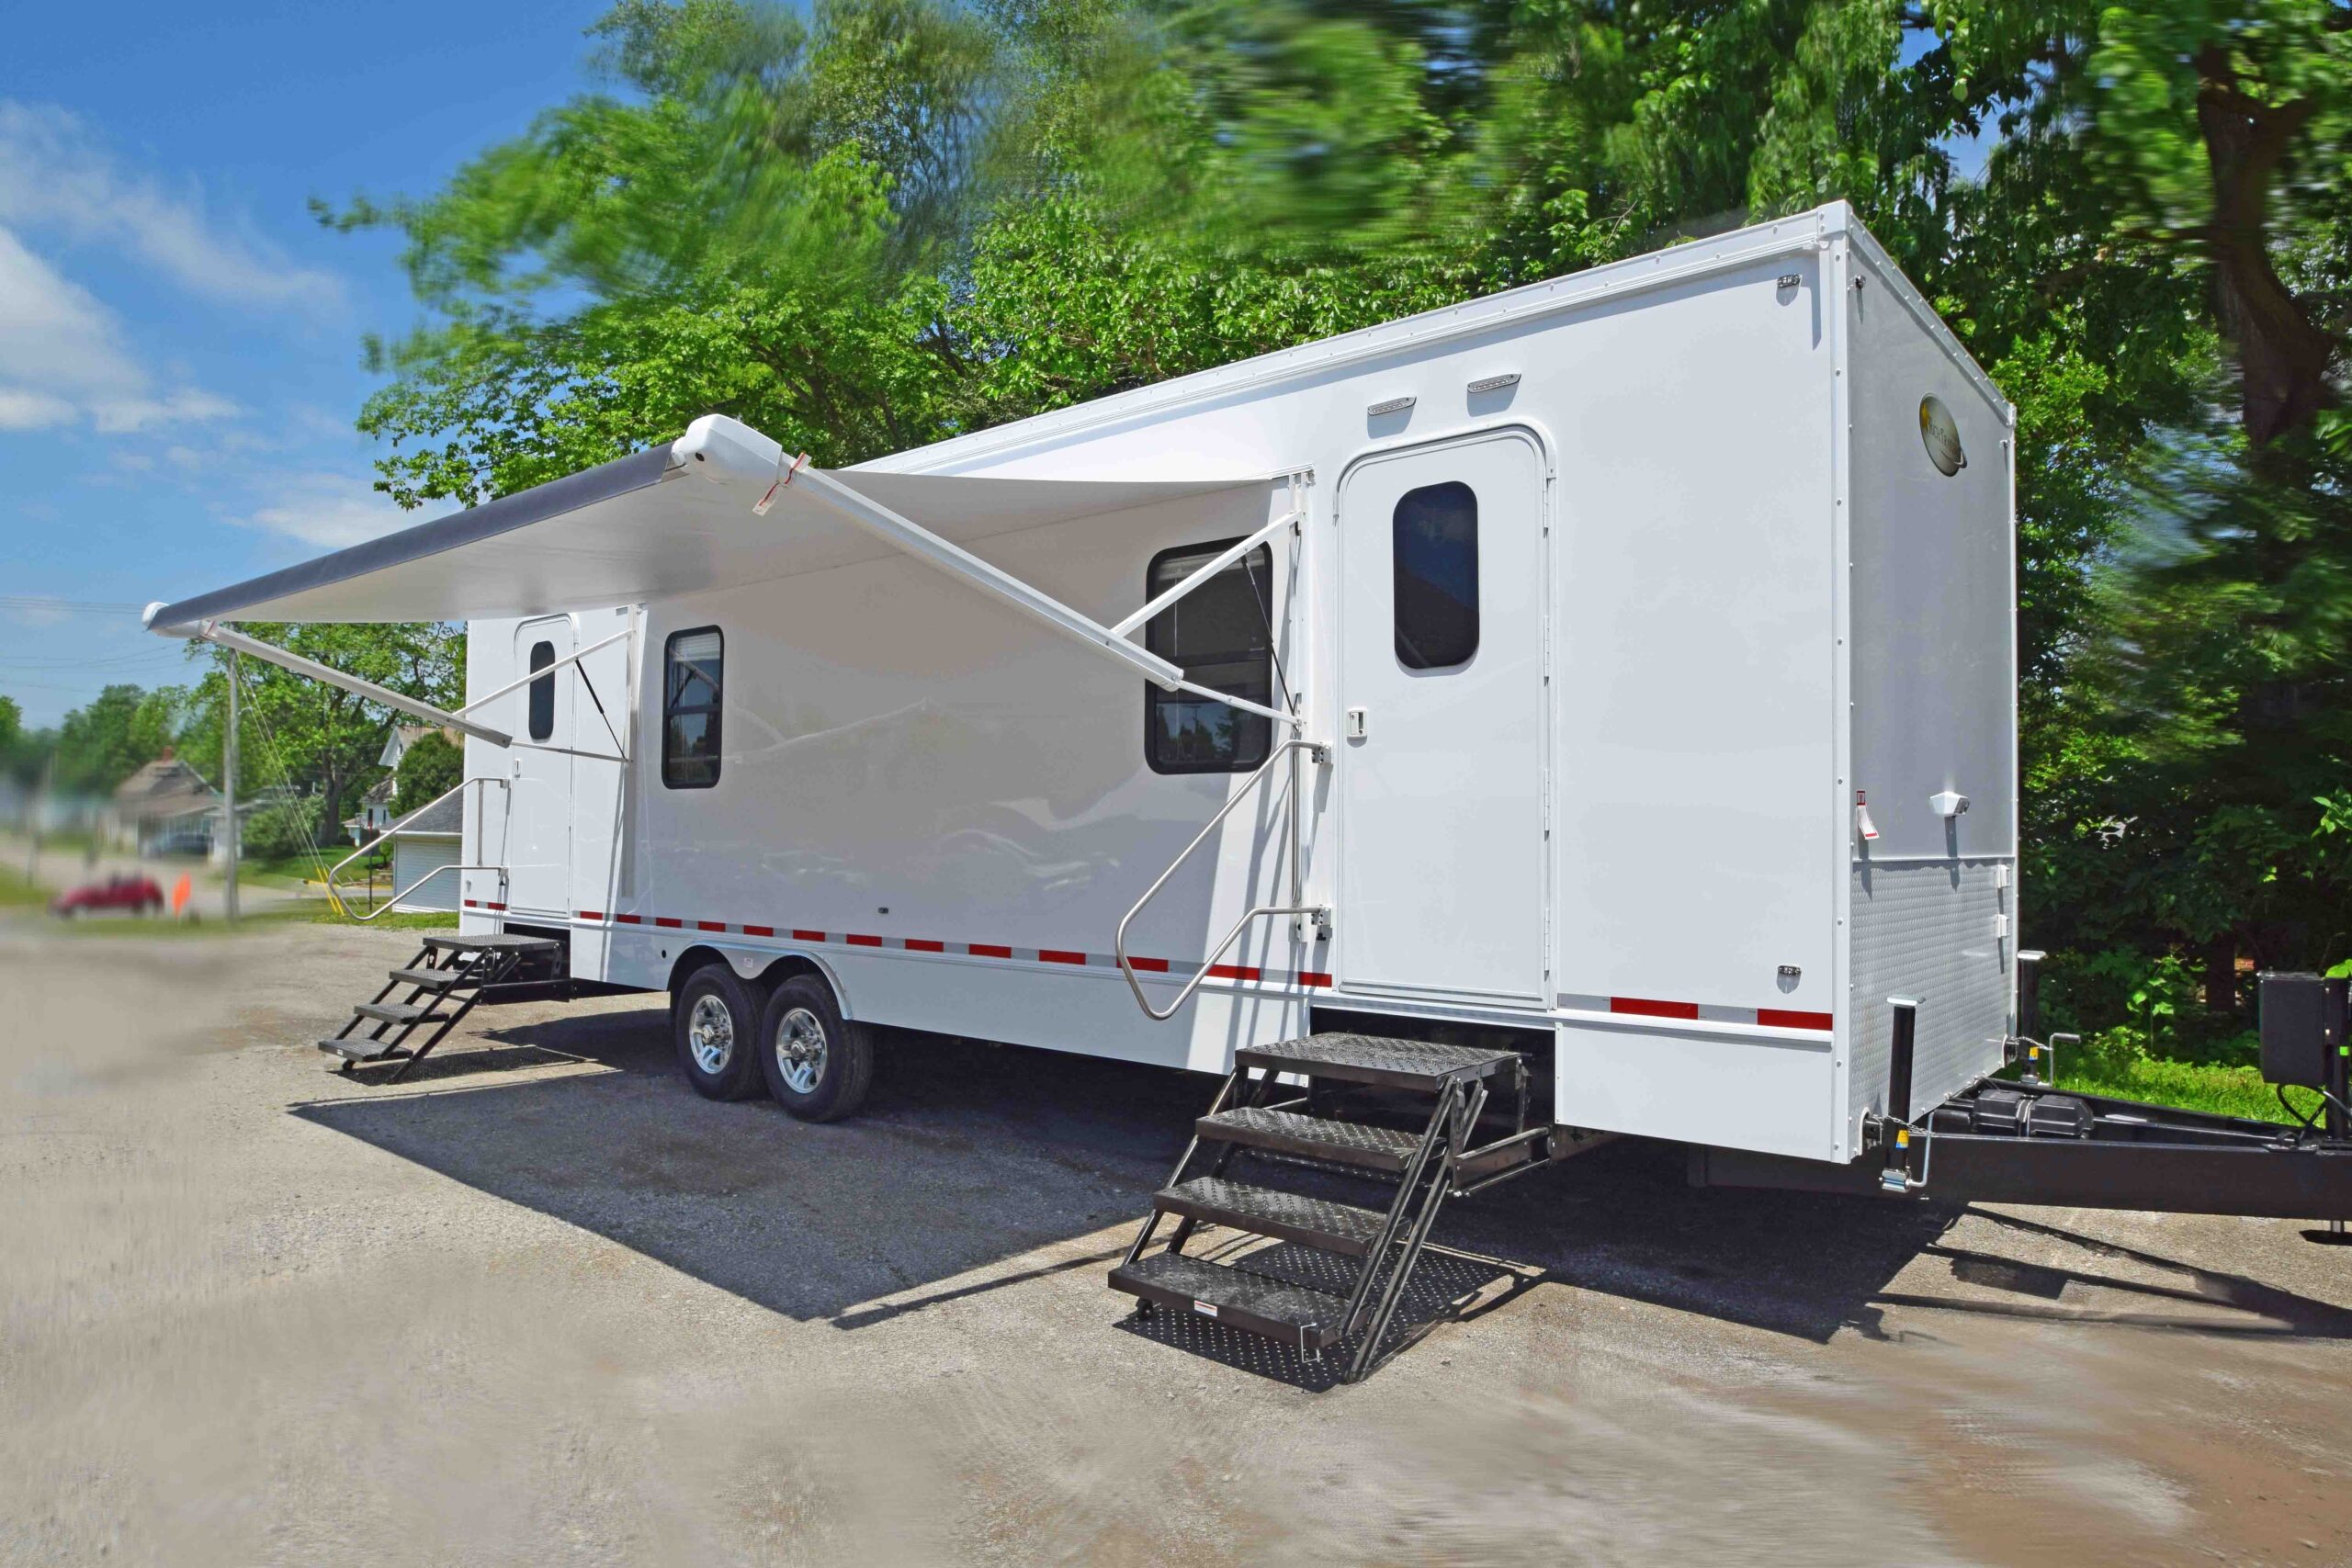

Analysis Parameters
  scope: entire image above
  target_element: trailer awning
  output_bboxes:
[146,415,1282,628]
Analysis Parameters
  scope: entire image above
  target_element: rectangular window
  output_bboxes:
[1393,480,1479,670]
[1145,540,1274,773]
[526,639,557,741]
[662,627,723,789]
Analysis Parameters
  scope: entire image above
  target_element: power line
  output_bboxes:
[0,596,149,615]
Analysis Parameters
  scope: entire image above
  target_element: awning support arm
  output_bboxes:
[149,615,514,749]
[455,626,630,716]
[1109,510,1301,638]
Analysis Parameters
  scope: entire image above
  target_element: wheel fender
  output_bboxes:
[706,942,856,1021]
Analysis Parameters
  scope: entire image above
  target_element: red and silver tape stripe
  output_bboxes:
[566,910,1331,988]
[1555,991,1832,1032]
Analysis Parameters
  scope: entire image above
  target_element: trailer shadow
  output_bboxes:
[291,1009,2352,1383]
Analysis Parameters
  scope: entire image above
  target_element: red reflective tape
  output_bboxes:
[616,913,642,925]
[792,929,825,942]
[967,942,1012,959]
[1125,956,1170,974]
[1758,1008,1834,1032]
[741,924,775,938]
[905,938,944,953]
[462,898,477,908]
[484,902,507,912]
[696,920,728,932]
[577,910,604,921]
[1611,996,1698,1020]
[1038,949,1087,965]
[1298,971,1332,987]
[1205,964,1261,982]
[846,933,883,947]
[654,917,683,930]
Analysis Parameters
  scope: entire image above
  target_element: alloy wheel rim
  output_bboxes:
[774,1007,828,1095]
[687,993,735,1074]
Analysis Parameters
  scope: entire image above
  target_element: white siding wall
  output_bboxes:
[391,837,462,913]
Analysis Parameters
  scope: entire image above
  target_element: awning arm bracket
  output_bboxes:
[146,613,514,749]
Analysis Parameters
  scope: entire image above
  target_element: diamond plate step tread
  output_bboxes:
[1199,1106,1422,1173]
[389,967,465,991]
[1154,1175,1388,1258]
[1237,1032,1521,1091]
[317,1039,414,1063]
[419,932,560,953]
[353,1000,432,1026]
[1110,1251,1349,1352]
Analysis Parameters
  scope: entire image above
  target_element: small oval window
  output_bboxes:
[1919,395,1966,476]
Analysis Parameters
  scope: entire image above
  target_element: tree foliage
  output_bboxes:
[392,729,464,817]
[337,0,2352,1041]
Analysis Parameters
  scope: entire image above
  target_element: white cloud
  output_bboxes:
[232,469,421,548]
[0,387,76,430]
[0,223,240,434]
[90,389,241,434]
[0,227,143,393]
[0,101,344,317]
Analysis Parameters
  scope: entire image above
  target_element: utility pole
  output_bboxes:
[222,649,240,924]
[27,750,51,882]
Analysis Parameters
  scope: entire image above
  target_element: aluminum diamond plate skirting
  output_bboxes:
[1849,858,2013,1134]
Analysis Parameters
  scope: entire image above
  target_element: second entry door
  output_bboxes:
[1336,429,1548,1002]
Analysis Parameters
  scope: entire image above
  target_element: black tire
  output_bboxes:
[755,974,875,1122]
[672,963,766,1101]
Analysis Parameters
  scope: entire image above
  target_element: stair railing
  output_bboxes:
[1115,735,1330,1021]
[322,775,510,921]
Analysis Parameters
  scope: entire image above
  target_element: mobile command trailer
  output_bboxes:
[147,203,2352,1381]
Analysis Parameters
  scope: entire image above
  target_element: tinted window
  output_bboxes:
[1393,480,1479,670]
[526,640,556,741]
[662,628,723,789]
[1145,541,1274,773]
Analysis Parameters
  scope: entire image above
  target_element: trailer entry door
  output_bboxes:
[1337,429,1547,1002]
[506,616,576,915]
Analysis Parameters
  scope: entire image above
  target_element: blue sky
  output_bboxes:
[0,4,618,725]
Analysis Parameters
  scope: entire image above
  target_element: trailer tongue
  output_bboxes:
[1695,964,2352,1237]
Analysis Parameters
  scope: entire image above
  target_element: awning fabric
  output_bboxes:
[148,416,1276,627]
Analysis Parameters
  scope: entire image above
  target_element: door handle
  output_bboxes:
[1345,706,1368,742]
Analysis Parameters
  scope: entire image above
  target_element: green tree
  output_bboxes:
[51,684,185,796]
[334,0,2352,1038]
[392,729,464,816]
[183,625,463,838]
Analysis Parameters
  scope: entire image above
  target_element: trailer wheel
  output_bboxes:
[672,963,765,1101]
[756,974,874,1122]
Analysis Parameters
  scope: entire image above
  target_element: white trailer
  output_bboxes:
[149,203,2040,1374]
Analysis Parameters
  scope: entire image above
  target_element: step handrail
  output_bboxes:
[322,775,509,919]
[1115,735,1329,1021]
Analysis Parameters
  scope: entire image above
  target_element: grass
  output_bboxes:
[0,863,49,909]
[2052,1055,2301,1124]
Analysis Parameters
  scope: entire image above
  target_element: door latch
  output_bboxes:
[1344,707,1368,741]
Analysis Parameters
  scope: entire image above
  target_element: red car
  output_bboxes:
[49,874,165,919]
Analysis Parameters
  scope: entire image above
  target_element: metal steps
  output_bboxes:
[317,934,562,1081]
[1112,1030,1540,1382]
[354,1000,429,1026]
[1109,1252,1350,1354]
[1155,1175,1387,1257]
[1195,1105,1421,1173]
[1236,1032,1521,1091]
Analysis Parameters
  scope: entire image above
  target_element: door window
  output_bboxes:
[1393,480,1479,670]
[526,640,557,741]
